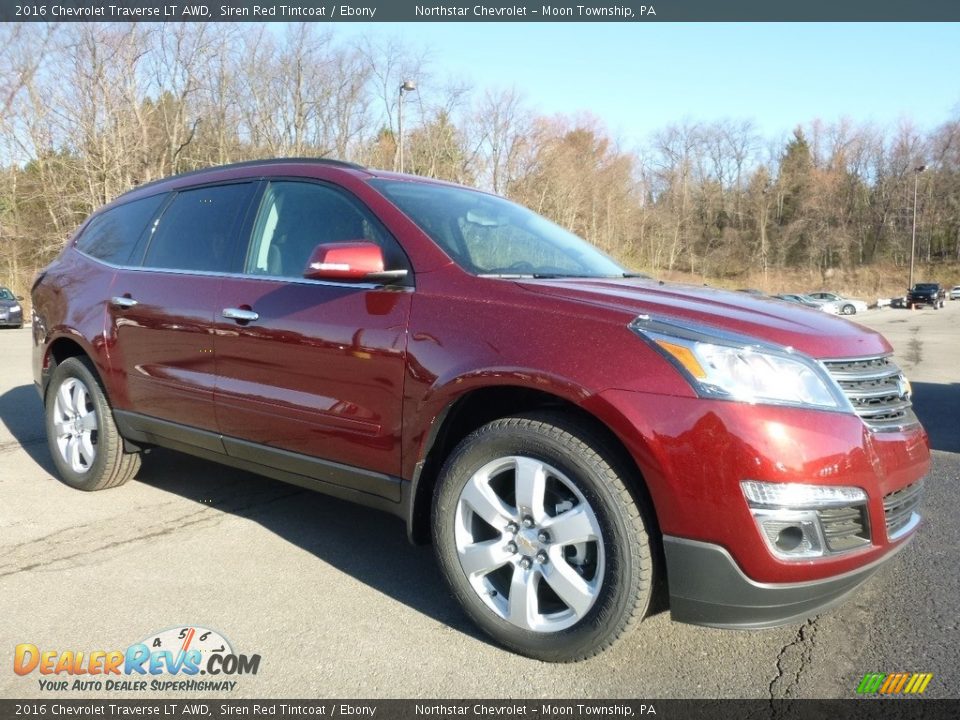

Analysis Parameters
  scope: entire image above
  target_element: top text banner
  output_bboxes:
[2,0,960,22]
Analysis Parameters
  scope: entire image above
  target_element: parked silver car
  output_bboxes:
[950,285,960,301]
[807,292,869,315]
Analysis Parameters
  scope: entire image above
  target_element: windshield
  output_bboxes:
[0,288,14,301]
[913,284,938,291]
[370,179,628,278]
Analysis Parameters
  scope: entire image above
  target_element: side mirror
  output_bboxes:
[303,241,407,283]
[16,296,24,301]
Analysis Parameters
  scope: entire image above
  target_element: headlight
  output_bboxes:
[630,316,848,411]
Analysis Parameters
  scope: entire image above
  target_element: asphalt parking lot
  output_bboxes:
[1,302,957,700]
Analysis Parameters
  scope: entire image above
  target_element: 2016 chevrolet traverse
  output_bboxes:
[32,159,927,661]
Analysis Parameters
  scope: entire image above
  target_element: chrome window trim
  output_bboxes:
[72,247,411,292]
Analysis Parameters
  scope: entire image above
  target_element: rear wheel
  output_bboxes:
[841,304,856,315]
[45,357,140,491]
[432,412,653,662]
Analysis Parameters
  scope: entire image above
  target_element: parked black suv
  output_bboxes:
[907,283,946,309]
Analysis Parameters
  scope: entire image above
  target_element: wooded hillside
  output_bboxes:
[3,24,958,297]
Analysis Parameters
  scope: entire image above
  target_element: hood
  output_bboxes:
[0,299,20,309]
[515,278,890,360]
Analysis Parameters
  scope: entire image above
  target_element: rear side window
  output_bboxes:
[75,194,167,265]
[143,183,255,273]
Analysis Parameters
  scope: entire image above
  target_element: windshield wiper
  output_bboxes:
[478,273,535,279]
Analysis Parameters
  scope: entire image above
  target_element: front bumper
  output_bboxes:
[664,534,913,628]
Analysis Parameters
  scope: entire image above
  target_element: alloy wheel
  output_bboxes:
[53,377,99,474]
[454,456,605,633]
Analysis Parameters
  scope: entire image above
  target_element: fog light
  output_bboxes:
[775,526,804,552]
[741,481,871,561]
[752,509,824,559]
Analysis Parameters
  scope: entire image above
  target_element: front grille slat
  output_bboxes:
[822,355,919,431]
[844,386,904,400]
[830,368,901,382]
[883,481,923,540]
[855,399,914,417]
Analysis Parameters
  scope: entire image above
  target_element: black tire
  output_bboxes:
[45,356,140,491]
[841,304,856,315]
[432,411,653,662]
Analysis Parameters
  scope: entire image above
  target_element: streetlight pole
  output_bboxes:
[398,80,416,173]
[909,165,926,290]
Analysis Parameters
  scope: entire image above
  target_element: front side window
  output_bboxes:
[369,179,627,278]
[75,194,167,265]
[244,181,409,279]
[143,183,255,273]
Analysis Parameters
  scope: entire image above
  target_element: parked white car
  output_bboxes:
[807,292,869,315]
[950,285,960,301]
[775,293,842,314]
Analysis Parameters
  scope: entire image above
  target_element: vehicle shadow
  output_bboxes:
[910,382,960,453]
[0,383,58,475]
[0,380,490,644]
[132,447,489,645]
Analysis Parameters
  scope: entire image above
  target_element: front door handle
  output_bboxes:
[110,296,139,309]
[222,307,259,323]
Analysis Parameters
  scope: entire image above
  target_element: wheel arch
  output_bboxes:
[405,383,665,556]
[42,334,101,400]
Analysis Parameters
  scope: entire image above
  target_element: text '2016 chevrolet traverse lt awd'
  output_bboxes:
[32,159,928,661]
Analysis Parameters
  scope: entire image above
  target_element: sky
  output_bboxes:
[324,22,960,147]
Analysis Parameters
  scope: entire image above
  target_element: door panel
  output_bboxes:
[213,179,412,481]
[107,271,221,433]
[107,182,257,436]
[214,278,411,478]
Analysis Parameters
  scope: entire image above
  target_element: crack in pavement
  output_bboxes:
[769,616,820,706]
[0,487,306,579]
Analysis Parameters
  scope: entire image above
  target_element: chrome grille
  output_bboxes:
[817,505,870,552]
[883,481,923,540]
[822,355,918,430]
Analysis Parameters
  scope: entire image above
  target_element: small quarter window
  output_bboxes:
[75,194,167,265]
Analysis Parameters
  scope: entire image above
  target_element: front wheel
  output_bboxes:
[841,304,856,315]
[45,357,140,491]
[432,413,653,662]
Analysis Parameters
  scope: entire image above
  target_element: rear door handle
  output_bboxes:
[222,308,259,323]
[110,296,139,309]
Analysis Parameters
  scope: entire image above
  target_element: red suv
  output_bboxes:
[31,159,928,661]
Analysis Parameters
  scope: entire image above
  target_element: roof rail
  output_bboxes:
[121,157,367,196]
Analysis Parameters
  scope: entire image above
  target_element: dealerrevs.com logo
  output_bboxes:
[14,626,261,692]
